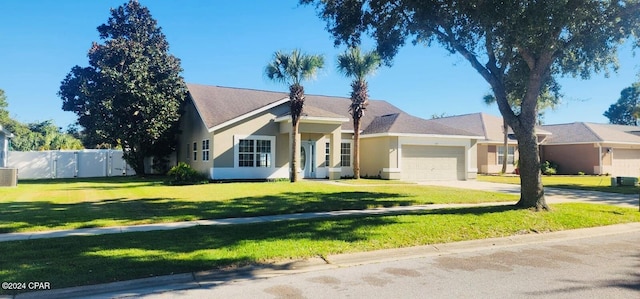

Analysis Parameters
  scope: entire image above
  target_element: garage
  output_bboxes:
[401,145,465,181]
[611,148,640,177]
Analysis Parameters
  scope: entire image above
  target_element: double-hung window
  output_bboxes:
[238,137,273,168]
[192,142,197,161]
[202,139,210,161]
[325,142,330,167]
[497,145,515,165]
[340,142,351,167]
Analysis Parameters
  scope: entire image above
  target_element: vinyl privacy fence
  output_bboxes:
[7,150,135,179]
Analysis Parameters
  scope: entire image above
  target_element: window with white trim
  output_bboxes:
[238,138,272,168]
[497,145,515,165]
[340,142,351,167]
[202,139,210,161]
[325,142,330,167]
[192,142,197,161]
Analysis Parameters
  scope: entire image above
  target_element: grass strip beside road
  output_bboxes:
[1,203,639,294]
[0,178,516,233]
[478,175,639,194]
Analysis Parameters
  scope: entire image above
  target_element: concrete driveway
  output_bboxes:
[418,180,640,209]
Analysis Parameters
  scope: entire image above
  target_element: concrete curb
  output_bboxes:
[11,222,640,299]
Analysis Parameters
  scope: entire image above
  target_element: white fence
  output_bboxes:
[7,150,136,180]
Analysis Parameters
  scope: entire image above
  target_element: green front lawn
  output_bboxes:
[0,177,517,233]
[478,174,639,194]
[1,202,638,294]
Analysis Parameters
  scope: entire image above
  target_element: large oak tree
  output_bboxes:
[59,0,186,175]
[302,0,640,210]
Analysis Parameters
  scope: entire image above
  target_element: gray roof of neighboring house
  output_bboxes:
[362,113,481,137]
[542,122,640,145]
[429,112,551,142]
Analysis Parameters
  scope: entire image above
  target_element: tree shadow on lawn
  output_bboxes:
[0,204,525,294]
[0,215,398,293]
[17,176,161,186]
[0,191,418,233]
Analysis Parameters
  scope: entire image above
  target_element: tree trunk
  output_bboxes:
[124,148,146,176]
[514,127,548,210]
[291,119,300,182]
[289,83,305,183]
[353,117,361,179]
[492,74,549,210]
[501,119,508,174]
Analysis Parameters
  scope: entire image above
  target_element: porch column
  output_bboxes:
[328,128,341,180]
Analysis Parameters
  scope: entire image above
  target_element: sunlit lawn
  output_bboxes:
[478,174,639,194]
[0,177,517,233]
[1,202,638,294]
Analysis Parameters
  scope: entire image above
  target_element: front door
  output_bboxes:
[301,141,316,178]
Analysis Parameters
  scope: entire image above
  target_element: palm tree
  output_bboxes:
[265,50,324,182]
[337,47,381,179]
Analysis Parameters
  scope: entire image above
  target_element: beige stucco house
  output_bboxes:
[178,83,482,181]
[541,122,640,176]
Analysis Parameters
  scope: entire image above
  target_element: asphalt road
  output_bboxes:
[119,229,640,299]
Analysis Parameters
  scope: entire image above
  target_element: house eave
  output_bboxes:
[361,133,484,140]
[274,115,349,124]
[209,97,290,133]
[545,141,640,146]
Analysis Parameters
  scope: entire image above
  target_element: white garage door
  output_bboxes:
[401,145,465,181]
[612,149,640,177]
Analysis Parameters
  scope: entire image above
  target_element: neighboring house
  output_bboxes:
[179,83,483,181]
[430,113,551,174]
[0,124,14,168]
[541,122,640,176]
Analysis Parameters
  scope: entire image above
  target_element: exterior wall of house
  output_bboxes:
[479,144,518,174]
[541,144,599,175]
[360,136,396,179]
[178,101,212,175]
[211,105,290,180]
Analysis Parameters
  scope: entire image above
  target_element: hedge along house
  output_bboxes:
[429,113,551,174]
[541,122,640,177]
[179,83,482,181]
[0,124,14,168]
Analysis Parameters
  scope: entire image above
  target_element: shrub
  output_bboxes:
[541,160,558,175]
[577,171,585,176]
[166,162,208,185]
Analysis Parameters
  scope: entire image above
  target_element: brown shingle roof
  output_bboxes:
[362,113,481,137]
[543,122,640,144]
[187,83,481,137]
[187,83,404,132]
[187,83,288,129]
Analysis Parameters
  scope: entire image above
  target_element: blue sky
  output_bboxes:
[1,0,638,130]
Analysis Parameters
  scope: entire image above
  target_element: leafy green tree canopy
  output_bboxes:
[59,0,186,175]
[302,0,640,210]
[604,83,640,125]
